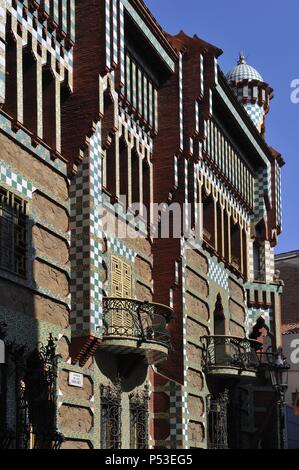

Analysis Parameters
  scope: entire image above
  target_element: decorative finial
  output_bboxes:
[238,52,246,65]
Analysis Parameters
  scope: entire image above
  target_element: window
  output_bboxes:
[111,256,132,298]
[0,187,27,277]
[207,390,229,449]
[124,51,157,130]
[110,256,133,336]
[230,221,241,271]
[202,192,215,248]
[100,383,122,449]
[129,388,149,449]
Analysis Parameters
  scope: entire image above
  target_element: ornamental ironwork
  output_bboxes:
[102,297,172,349]
[201,335,260,373]
[0,333,63,449]
[0,186,27,277]
[100,378,122,449]
[207,389,229,449]
[129,385,149,449]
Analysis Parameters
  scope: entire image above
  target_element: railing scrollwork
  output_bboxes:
[102,297,172,351]
[201,335,261,374]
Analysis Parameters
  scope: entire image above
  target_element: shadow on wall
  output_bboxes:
[96,350,148,393]
[0,198,62,449]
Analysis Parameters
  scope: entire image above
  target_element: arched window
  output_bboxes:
[23,46,37,134]
[216,203,223,257]
[142,158,151,219]
[188,161,195,231]
[214,294,225,335]
[105,136,116,197]
[231,221,241,272]
[102,89,115,148]
[4,30,17,118]
[253,241,262,281]
[131,148,140,210]
[253,219,267,281]
[203,190,215,248]
[42,66,56,149]
[119,137,128,209]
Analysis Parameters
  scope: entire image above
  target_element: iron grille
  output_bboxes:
[207,390,229,449]
[129,386,149,449]
[0,334,63,449]
[100,380,122,449]
[0,187,27,277]
[102,297,172,349]
[202,336,260,373]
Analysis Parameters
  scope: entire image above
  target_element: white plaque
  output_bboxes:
[69,372,84,388]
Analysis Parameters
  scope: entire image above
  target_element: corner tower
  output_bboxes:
[227,53,273,137]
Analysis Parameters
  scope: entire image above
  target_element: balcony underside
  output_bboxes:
[99,336,169,365]
[206,365,257,378]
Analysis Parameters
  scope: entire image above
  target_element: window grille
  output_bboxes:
[207,389,229,449]
[129,386,149,449]
[100,381,122,449]
[0,187,27,277]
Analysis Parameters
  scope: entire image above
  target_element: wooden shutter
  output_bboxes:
[110,256,133,335]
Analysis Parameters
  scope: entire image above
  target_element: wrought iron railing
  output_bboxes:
[207,389,229,449]
[201,336,261,373]
[0,334,64,450]
[102,298,172,350]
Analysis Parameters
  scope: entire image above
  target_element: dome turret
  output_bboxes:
[226,53,273,137]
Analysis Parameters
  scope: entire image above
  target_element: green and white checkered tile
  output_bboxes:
[208,258,229,290]
[0,163,35,199]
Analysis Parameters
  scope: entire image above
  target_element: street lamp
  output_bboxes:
[268,351,290,450]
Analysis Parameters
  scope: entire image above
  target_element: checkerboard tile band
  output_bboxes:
[208,258,229,290]
[107,235,136,262]
[245,103,264,130]
[0,163,36,199]
[169,381,184,448]
[70,122,103,335]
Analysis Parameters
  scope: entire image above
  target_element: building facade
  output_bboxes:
[0,0,285,449]
[276,251,299,449]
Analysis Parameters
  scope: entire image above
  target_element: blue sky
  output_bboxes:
[145,0,299,254]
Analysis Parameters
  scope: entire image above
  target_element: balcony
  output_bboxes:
[201,335,261,378]
[101,297,172,365]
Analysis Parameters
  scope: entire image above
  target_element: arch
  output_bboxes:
[230,220,241,271]
[23,45,37,133]
[102,88,115,148]
[202,188,215,248]
[142,157,151,218]
[214,294,225,336]
[131,148,140,210]
[253,240,262,280]
[42,65,56,149]
[216,202,223,257]
[119,136,129,209]
[249,317,273,352]
[188,161,195,230]
[105,135,116,196]
[4,29,17,118]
